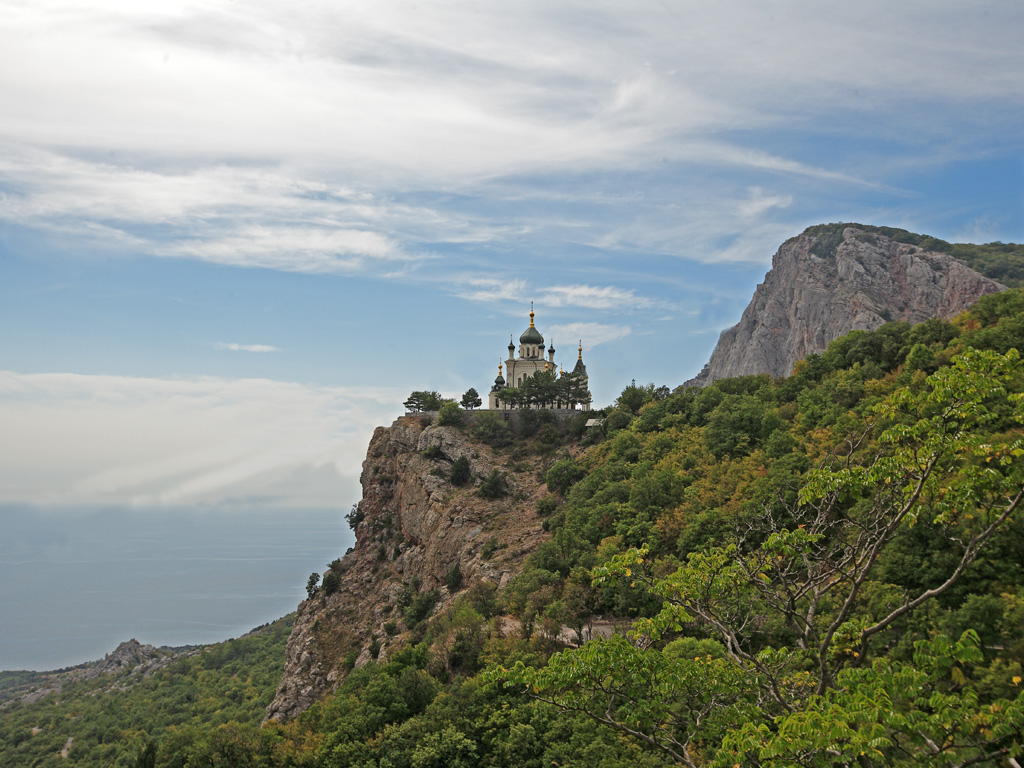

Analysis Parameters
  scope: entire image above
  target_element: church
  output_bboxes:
[488,306,591,411]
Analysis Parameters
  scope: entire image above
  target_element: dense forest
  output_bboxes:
[3,289,1024,766]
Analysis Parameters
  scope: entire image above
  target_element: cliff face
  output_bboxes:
[265,416,550,722]
[687,226,1006,386]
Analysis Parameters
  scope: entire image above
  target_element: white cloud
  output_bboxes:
[539,284,652,311]
[738,187,793,219]
[167,226,403,273]
[0,371,403,509]
[452,276,656,313]
[546,322,631,348]
[0,0,1020,280]
[0,148,454,273]
[452,277,530,305]
[3,1,1018,186]
[216,343,281,353]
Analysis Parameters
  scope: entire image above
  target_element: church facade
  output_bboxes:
[488,307,591,411]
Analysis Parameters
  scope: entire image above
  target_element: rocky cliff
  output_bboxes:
[687,225,1006,386]
[265,416,551,722]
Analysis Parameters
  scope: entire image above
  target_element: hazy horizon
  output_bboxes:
[0,505,351,671]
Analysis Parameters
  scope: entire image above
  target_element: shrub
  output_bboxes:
[404,589,441,628]
[546,456,585,495]
[535,495,560,516]
[538,424,561,446]
[346,503,364,529]
[518,409,542,436]
[477,469,507,499]
[464,581,498,617]
[437,401,463,426]
[445,563,463,592]
[422,445,444,460]
[474,412,512,448]
[322,570,342,596]
[480,537,503,560]
[450,456,472,486]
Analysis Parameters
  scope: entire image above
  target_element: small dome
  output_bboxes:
[494,372,505,386]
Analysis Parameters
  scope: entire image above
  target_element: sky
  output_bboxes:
[1,0,1023,516]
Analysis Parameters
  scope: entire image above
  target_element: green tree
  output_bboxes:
[305,572,320,600]
[404,391,444,412]
[521,369,560,408]
[546,455,586,495]
[617,379,656,414]
[321,569,342,596]
[477,469,508,499]
[557,370,591,409]
[450,456,472,486]
[445,563,463,592]
[460,388,482,410]
[494,348,1024,766]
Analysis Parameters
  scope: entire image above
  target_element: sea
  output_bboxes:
[0,505,352,671]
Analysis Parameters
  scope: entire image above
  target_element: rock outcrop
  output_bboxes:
[687,226,1006,386]
[0,640,199,708]
[265,416,551,722]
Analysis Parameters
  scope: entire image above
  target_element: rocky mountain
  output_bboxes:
[686,225,1006,386]
[265,415,552,722]
[0,640,199,709]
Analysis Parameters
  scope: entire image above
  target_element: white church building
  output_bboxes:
[488,306,591,411]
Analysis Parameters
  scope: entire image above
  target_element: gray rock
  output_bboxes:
[687,226,1005,386]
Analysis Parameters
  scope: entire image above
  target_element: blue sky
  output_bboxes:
[1,0,1022,514]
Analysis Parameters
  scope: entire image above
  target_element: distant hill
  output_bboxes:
[0,617,292,766]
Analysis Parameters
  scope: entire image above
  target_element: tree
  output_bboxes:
[617,379,655,414]
[494,349,1024,767]
[460,388,482,410]
[306,572,320,600]
[477,469,507,499]
[445,563,463,592]
[322,569,342,596]
[557,370,591,409]
[450,456,471,486]
[520,369,560,408]
[404,391,444,412]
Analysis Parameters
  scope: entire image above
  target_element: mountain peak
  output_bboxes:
[686,224,1006,386]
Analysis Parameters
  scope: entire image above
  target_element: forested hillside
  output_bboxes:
[0,617,293,767]
[3,290,1024,767]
